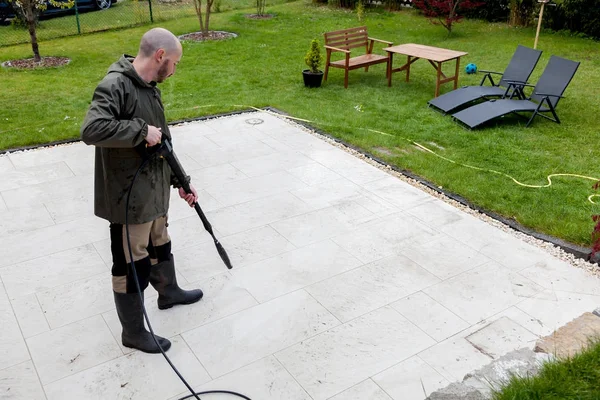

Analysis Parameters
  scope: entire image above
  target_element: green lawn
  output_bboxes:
[493,341,600,400]
[1,1,599,247]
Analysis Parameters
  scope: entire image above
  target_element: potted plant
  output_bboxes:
[303,38,324,88]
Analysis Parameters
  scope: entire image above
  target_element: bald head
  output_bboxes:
[138,28,182,59]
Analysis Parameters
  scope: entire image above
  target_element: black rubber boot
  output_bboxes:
[150,255,203,310]
[113,291,172,353]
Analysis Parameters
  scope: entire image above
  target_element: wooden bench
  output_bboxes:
[324,26,393,88]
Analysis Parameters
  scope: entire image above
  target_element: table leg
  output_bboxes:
[406,55,411,82]
[387,52,393,87]
[435,61,442,97]
[454,57,461,89]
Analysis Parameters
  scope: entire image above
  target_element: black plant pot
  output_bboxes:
[303,70,324,88]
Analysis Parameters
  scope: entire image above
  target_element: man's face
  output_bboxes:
[156,47,182,83]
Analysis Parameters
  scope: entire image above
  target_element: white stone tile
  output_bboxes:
[362,176,435,210]
[0,161,74,191]
[169,356,312,400]
[0,360,46,400]
[10,294,50,338]
[0,155,15,173]
[392,292,470,342]
[423,262,543,324]
[43,195,94,224]
[92,239,112,268]
[205,171,308,207]
[172,244,231,284]
[231,150,314,178]
[0,284,30,372]
[401,235,490,280]
[261,127,334,154]
[465,316,538,359]
[477,235,556,272]
[373,356,450,400]
[275,306,436,400]
[516,290,600,336]
[206,127,273,147]
[232,240,363,303]
[219,225,296,269]
[37,273,114,329]
[206,192,314,236]
[0,216,108,268]
[0,244,107,299]
[172,121,219,138]
[1,174,92,209]
[27,315,122,385]
[189,163,248,188]
[270,201,374,247]
[0,193,6,212]
[0,206,55,238]
[261,136,296,152]
[185,138,277,169]
[167,187,222,223]
[290,178,366,208]
[306,148,390,185]
[418,336,493,382]
[406,198,464,227]
[519,257,600,296]
[331,212,439,264]
[44,336,210,400]
[440,215,516,254]
[182,290,339,378]
[105,273,257,344]
[329,379,393,400]
[287,162,342,186]
[168,213,223,252]
[306,255,440,323]
[342,192,400,218]
[8,141,88,169]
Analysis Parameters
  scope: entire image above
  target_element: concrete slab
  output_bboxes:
[0,111,599,399]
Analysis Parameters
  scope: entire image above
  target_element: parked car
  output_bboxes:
[0,0,115,23]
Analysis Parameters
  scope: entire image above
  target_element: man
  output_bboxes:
[81,28,202,354]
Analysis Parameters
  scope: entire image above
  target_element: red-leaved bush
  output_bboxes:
[412,0,484,34]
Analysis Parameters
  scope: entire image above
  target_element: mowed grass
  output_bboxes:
[493,340,600,400]
[0,1,599,246]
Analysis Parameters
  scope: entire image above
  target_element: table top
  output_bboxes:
[383,43,468,62]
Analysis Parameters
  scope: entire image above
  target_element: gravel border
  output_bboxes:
[2,108,598,277]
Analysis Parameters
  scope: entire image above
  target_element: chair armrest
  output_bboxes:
[368,37,393,45]
[324,45,351,54]
[503,80,531,87]
[478,69,502,75]
[534,92,564,99]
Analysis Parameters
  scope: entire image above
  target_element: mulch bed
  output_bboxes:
[178,31,238,42]
[245,14,274,19]
[2,56,70,70]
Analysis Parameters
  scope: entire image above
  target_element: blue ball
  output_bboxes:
[465,63,477,74]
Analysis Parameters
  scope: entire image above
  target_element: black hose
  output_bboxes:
[124,158,251,400]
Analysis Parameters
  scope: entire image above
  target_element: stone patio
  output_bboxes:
[1,111,599,400]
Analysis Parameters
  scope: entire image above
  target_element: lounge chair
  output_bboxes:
[427,45,542,114]
[451,55,580,129]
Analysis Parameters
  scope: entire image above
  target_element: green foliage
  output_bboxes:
[304,38,323,73]
[356,0,364,22]
[545,0,600,40]
[493,340,600,399]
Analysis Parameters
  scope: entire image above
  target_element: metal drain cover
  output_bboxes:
[245,118,264,125]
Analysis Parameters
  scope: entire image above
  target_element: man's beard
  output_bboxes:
[156,60,170,83]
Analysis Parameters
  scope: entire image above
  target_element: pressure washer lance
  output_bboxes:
[154,138,233,270]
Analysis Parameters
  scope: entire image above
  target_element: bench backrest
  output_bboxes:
[324,26,369,51]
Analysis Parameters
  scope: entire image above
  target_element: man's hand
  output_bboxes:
[179,184,198,207]
[145,126,162,146]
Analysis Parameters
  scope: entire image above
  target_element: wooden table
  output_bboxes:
[383,44,468,97]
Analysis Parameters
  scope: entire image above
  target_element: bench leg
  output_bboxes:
[344,68,349,88]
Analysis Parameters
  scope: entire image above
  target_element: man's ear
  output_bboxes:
[155,48,165,62]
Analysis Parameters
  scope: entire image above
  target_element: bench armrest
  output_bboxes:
[325,45,351,54]
[368,37,393,45]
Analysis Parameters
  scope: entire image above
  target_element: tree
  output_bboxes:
[509,0,535,26]
[256,0,265,16]
[9,0,73,62]
[412,0,484,34]
[192,0,215,35]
